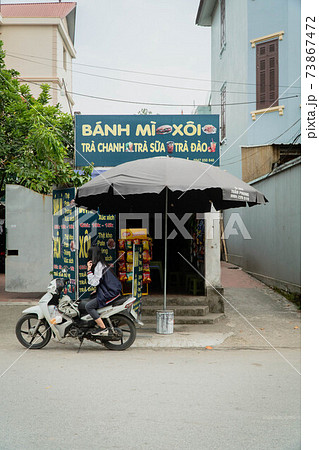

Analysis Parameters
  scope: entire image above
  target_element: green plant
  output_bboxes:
[0,40,92,194]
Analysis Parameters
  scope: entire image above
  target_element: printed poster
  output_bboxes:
[52,188,76,300]
[78,209,116,299]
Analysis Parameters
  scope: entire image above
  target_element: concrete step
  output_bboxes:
[141,295,208,306]
[141,305,209,317]
[140,313,225,325]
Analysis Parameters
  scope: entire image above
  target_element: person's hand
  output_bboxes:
[87,260,93,271]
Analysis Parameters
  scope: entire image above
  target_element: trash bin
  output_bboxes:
[156,310,174,334]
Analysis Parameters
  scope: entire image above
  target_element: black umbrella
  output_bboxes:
[75,156,268,308]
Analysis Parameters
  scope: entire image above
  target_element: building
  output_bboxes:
[2,2,77,293]
[196,0,301,293]
[0,1,76,113]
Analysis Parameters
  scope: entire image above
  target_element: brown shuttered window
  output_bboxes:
[256,39,278,110]
[220,0,226,50]
[221,85,226,140]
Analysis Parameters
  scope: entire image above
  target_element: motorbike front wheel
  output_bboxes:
[16,314,52,349]
[102,314,136,351]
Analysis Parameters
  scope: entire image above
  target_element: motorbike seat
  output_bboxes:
[78,295,130,314]
[111,294,130,307]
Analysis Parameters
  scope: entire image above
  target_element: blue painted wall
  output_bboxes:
[246,0,301,146]
[208,0,301,178]
[209,0,248,179]
[202,0,301,292]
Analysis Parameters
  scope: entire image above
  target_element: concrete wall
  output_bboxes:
[5,185,52,292]
[224,159,301,293]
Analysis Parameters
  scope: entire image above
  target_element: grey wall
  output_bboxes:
[5,185,52,292]
[224,159,300,293]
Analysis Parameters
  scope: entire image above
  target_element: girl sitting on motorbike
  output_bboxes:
[86,246,122,336]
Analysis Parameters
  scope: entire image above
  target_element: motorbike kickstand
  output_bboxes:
[77,337,84,354]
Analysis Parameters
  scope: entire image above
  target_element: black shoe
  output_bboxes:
[92,327,109,336]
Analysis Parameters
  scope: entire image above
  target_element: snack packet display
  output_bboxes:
[118,240,125,250]
[118,272,127,282]
[126,251,133,263]
[142,250,151,262]
[117,235,153,294]
[127,272,133,282]
[118,262,126,272]
[143,271,151,284]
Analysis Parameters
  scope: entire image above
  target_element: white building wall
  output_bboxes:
[1,22,74,112]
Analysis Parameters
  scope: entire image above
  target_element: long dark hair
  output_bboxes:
[88,246,106,272]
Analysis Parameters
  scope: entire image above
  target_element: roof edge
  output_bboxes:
[196,0,217,26]
[250,156,301,185]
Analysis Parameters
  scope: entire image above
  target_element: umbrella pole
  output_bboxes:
[163,187,168,310]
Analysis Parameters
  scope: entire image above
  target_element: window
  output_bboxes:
[220,84,226,140]
[220,0,226,50]
[63,47,67,71]
[256,39,278,110]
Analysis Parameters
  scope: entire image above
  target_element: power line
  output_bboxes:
[264,118,301,145]
[5,51,301,91]
[0,70,101,179]
[221,118,301,165]
[6,53,273,96]
[0,68,301,194]
[18,77,300,108]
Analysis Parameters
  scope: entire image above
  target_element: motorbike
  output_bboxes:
[15,277,142,351]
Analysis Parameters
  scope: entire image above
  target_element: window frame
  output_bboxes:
[63,46,67,71]
[220,83,226,141]
[256,39,279,110]
[220,0,226,53]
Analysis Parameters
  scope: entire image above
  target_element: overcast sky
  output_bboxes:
[2,0,212,115]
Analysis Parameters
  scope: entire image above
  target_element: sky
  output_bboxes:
[1,0,212,115]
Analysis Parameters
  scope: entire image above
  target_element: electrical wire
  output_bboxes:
[6,53,273,96]
[5,50,301,90]
[0,70,119,193]
[0,69,301,193]
[220,118,301,165]
[18,77,300,108]
[261,130,301,181]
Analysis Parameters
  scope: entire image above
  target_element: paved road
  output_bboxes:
[0,343,300,449]
[0,263,301,449]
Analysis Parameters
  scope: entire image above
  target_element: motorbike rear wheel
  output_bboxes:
[16,314,52,349]
[102,314,136,351]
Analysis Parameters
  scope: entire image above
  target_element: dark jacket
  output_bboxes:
[96,266,122,308]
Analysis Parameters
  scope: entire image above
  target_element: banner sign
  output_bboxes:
[52,189,116,300]
[78,209,116,299]
[75,114,219,167]
[52,188,76,300]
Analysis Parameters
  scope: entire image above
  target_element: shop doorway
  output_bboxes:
[122,214,205,296]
